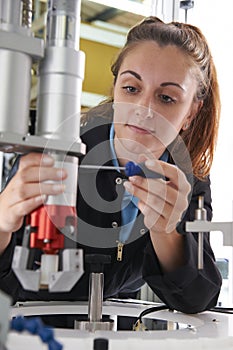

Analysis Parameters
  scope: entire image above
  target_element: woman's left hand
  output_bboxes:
[123,159,191,271]
[123,159,191,234]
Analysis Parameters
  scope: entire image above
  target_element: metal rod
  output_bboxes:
[79,164,125,171]
[196,196,207,270]
[88,272,104,322]
[198,232,204,269]
[22,0,33,28]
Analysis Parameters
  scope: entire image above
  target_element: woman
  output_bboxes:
[0,17,221,314]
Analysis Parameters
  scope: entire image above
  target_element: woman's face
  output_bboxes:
[113,41,201,162]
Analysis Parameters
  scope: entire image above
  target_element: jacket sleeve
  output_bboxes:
[142,176,222,314]
[0,234,21,303]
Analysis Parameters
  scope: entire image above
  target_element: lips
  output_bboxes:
[127,124,154,134]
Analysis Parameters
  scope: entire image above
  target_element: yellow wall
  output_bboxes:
[80,38,120,96]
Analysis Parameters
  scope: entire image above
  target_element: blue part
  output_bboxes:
[10,316,63,350]
[25,317,43,334]
[124,161,140,176]
[11,316,25,332]
[38,327,54,342]
[48,339,64,350]
[125,161,164,179]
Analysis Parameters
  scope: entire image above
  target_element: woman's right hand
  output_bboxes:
[0,153,67,247]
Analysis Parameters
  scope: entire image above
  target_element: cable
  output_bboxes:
[209,307,233,314]
[132,304,170,331]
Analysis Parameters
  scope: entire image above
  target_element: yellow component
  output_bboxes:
[133,319,148,331]
[80,38,120,96]
[116,241,124,261]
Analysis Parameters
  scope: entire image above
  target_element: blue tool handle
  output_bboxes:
[125,161,165,179]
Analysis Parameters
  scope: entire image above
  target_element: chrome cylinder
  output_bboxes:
[0,49,31,134]
[0,0,21,26]
[36,0,85,143]
[0,0,43,136]
[88,272,104,322]
[46,0,81,49]
[36,46,85,142]
[196,196,207,270]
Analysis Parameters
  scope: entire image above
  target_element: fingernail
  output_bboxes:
[138,154,147,163]
[35,194,47,203]
[41,155,54,165]
[145,159,156,167]
[128,176,137,183]
[123,181,133,192]
[56,169,66,179]
[52,184,66,192]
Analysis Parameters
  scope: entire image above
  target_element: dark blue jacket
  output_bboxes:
[0,115,222,314]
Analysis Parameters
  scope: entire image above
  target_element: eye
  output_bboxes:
[122,86,139,94]
[159,94,175,103]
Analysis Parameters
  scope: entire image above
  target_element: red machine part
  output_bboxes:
[29,205,77,254]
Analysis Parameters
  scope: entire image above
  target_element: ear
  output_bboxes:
[182,100,203,131]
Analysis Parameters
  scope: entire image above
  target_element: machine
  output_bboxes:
[0,290,11,350]
[0,0,85,292]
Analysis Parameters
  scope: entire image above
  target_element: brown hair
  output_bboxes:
[110,16,221,180]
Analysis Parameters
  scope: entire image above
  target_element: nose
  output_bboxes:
[135,102,154,119]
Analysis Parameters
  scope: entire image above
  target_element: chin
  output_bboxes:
[119,137,154,156]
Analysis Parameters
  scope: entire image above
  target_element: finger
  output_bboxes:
[125,175,177,207]
[128,176,169,200]
[137,153,148,163]
[138,194,177,222]
[14,182,66,202]
[125,176,188,227]
[145,159,191,194]
[10,194,48,220]
[17,166,67,184]
[124,174,190,216]
[3,175,65,210]
[139,200,181,233]
[123,179,167,217]
[0,193,48,233]
[19,153,55,169]
[139,203,161,230]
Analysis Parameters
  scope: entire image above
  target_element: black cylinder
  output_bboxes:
[93,338,109,350]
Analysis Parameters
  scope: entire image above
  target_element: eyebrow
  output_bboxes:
[120,70,142,80]
[120,70,185,91]
[161,82,185,91]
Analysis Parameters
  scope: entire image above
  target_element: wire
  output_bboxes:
[133,304,233,332]
[209,307,233,314]
[133,304,171,331]
[138,304,171,322]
